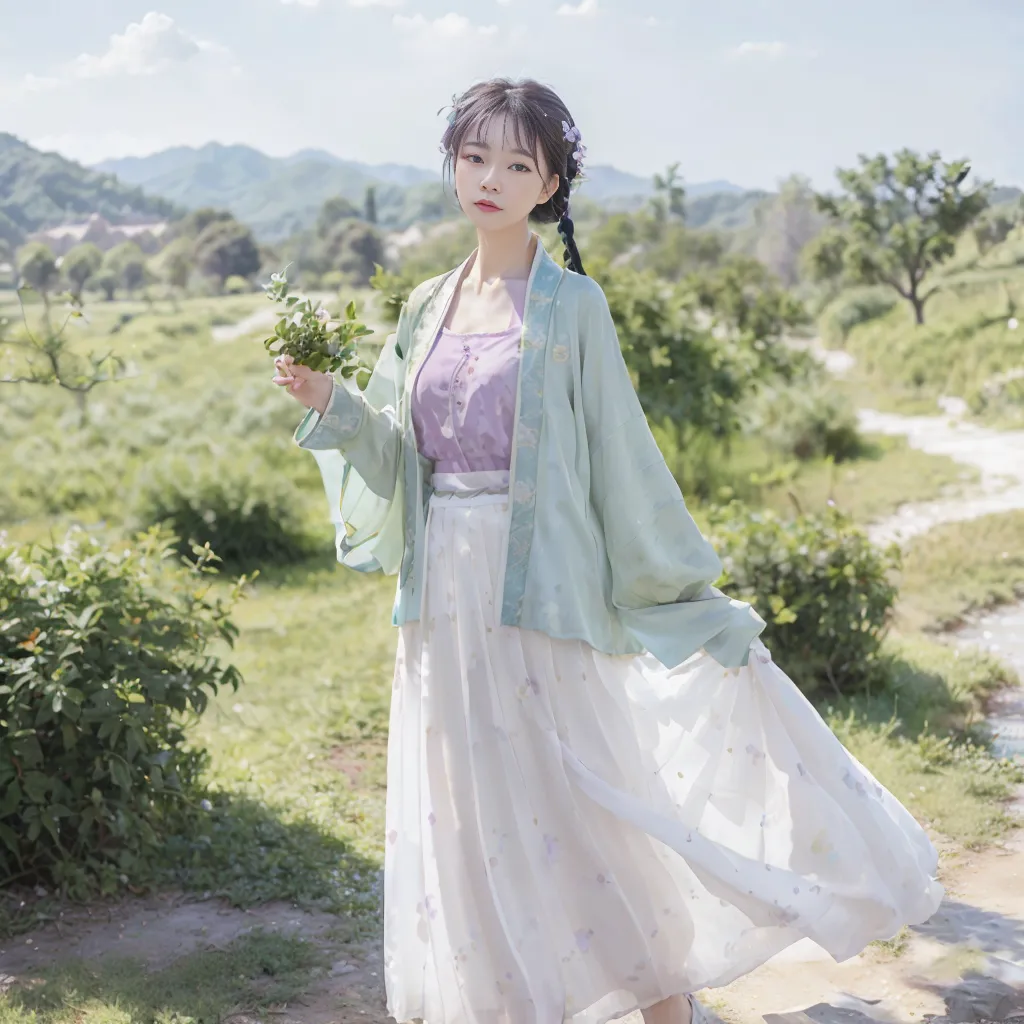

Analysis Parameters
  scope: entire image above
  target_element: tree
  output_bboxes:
[103,241,148,296]
[174,207,235,240]
[193,220,261,287]
[62,243,104,297]
[650,162,686,225]
[157,236,195,296]
[751,175,828,286]
[323,220,385,287]
[316,195,361,239]
[16,243,60,307]
[364,185,378,225]
[805,150,990,324]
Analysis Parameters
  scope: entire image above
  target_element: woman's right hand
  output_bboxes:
[272,354,334,415]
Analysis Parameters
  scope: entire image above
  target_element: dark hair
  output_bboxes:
[438,77,586,276]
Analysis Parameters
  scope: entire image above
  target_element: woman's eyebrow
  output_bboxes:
[464,139,535,161]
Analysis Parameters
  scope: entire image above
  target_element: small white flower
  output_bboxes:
[1009,317,1019,330]
[200,799,213,811]
[316,307,330,323]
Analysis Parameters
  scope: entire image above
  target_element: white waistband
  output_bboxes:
[429,470,509,506]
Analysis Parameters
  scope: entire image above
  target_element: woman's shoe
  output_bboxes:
[686,993,710,1024]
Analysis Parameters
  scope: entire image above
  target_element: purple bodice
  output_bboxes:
[411,279,526,473]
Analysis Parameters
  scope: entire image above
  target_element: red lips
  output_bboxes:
[475,200,502,211]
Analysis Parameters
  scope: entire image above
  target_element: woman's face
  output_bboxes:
[453,112,560,232]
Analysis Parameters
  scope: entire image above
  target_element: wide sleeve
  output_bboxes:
[290,303,411,575]
[578,278,765,668]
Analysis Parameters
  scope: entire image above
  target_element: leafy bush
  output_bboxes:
[223,274,252,295]
[752,380,865,462]
[129,445,313,573]
[0,525,247,898]
[819,287,897,346]
[708,503,900,696]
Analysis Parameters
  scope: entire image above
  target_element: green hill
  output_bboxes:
[93,143,755,241]
[0,133,183,247]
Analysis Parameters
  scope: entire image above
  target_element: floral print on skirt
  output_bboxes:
[382,481,943,1024]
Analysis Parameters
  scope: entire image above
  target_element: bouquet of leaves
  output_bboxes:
[262,265,373,387]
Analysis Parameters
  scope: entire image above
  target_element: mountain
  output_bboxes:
[0,133,183,247]
[92,143,750,241]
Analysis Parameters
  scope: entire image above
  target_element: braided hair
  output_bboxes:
[439,77,588,276]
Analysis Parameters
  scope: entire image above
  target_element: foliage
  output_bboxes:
[818,286,898,346]
[128,445,314,574]
[224,274,253,295]
[369,263,419,323]
[194,219,262,285]
[0,525,247,897]
[709,503,901,696]
[0,285,129,418]
[747,174,829,286]
[973,204,1020,255]
[315,195,361,238]
[15,242,60,300]
[155,235,195,294]
[650,162,686,224]
[751,378,865,463]
[0,132,182,247]
[102,241,148,296]
[805,149,991,323]
[61,243,104,298]
[261,265,373,377]
[839,267,1024,417]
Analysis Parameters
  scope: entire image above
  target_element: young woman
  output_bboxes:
[273,78,943,1024]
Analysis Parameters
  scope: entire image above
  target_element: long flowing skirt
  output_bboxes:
[382,477,943,1024]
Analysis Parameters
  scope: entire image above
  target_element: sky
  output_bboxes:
[0,0,1021,192]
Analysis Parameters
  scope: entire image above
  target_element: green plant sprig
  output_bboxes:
[262,265,373,383]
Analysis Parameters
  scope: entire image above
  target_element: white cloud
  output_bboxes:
[556,0,597,15]
[730,41,790,59]
[350,0,405,6]
[281,0,322,6]
[496,0,513,5]
[68,12,225,79]
[392,12,498,40]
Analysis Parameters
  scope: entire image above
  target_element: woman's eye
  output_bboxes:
[512,163,530,173]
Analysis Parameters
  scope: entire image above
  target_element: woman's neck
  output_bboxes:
[467,223,536,285]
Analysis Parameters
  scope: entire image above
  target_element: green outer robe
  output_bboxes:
[293,236,765,669]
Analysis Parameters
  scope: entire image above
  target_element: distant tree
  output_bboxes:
[194,220,261,286]
[175,207,235,240]
[157,236,195,296]
[650,162,686,225]
[316,195,361,239]
[364,185,378,225]
[805,149,991,324]
[62,242,104,297]
[751,175,828,286]
[323,220,385,286]
[104,241,148,296]
[16,242,60,307]
[93,267,120,302]
[972,207,1018,255]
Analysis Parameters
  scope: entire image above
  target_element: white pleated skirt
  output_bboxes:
[382,472,943,1024]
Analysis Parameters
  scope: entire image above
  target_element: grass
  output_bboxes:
[895,510,1024,632]
[819,247,1024,425]
[0,929,329,1023]
[827,634,1023,849]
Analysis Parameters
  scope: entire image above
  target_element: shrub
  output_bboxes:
[752,380,865,462]
[223,274,253,295]
[819,287,897,347]
[129,445,313,573]
[708,503,900,696]
[0,525,247,898]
